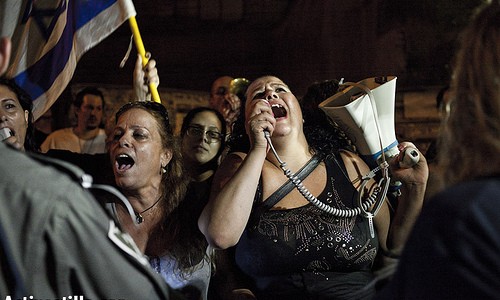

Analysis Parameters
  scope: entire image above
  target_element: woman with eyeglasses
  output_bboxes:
[143,107,226,300]
[181,107,226,182]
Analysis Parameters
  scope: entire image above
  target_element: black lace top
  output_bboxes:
[235,156,379,299]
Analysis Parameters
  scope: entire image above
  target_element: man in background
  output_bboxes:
[209,76,242,134]
[41,87,107,154]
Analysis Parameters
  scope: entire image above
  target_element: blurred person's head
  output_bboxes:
[438,1,500,187]
[209,76,244,128]
[34,108,54,135]
[209,76,233,109]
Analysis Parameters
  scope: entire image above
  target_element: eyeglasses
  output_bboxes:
[186,125,224,143]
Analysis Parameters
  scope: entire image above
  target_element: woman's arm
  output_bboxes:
[198,149,267,249]
[199,98,275,249]
[384,143,428,255]
[340,144,428,256]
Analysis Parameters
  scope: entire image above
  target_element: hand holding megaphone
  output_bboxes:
[385,142,421,169]
[383,143,424,195]
[398,147,420,169]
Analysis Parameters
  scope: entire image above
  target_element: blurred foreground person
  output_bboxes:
[0,142,183,299]
[0,37,182,300]
[376,1,500,299]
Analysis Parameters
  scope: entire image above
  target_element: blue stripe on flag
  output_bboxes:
[13,0,119,100]
[73,0,117,28]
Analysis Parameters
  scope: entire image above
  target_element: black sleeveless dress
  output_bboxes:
[235,156,379,300]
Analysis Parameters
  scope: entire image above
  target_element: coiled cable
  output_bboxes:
[265,131,389,221]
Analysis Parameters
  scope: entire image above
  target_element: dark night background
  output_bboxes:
[72,0,485,95]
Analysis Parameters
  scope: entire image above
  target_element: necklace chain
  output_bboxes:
[135,197,161,224]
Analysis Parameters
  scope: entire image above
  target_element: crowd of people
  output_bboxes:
[1,0,500,299]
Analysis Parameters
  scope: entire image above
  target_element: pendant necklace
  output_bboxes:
[135,197,162,224]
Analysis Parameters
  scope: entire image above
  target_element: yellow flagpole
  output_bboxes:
[128,16,161,103]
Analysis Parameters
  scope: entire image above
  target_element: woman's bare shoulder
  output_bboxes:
[338,150,371,186]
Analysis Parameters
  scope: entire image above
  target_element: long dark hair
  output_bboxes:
[165,107,228,274]
[0,77,37,152]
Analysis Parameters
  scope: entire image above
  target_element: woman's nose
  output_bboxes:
[202,132,210,143]
[265,91,278,101]
[119,135,130,147]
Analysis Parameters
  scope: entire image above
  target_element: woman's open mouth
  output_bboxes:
[115,153,135,172]
[271,104,287,118]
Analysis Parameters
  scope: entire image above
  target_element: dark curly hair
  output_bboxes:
[300,79,356,157]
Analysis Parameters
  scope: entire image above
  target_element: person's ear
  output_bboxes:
[24,110,29,125]
[160,149,173,173]
[0,37,12,76]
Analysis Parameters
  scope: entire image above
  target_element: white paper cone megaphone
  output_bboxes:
[318,76,398,168]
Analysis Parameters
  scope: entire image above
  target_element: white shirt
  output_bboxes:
[41,127,107,154]
[149,247,213,300]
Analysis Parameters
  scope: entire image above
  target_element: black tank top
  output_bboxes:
[234,155,379,298]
